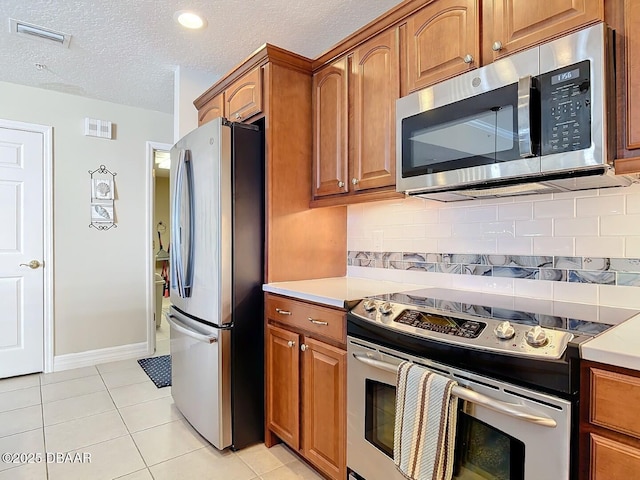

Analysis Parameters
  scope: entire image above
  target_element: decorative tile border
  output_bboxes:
[347,251,640,287]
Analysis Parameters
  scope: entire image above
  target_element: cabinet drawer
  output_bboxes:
[590,367,640,439]
[266,295,345,344]
[591,433,640,479]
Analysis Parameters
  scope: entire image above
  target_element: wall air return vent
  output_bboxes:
[10,19,71,48]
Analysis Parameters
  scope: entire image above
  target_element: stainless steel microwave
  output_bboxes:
[396,23,637,201]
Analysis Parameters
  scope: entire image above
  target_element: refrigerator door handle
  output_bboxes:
[182,149,195,297]
[166,312,218,344]
[171,149,185,298]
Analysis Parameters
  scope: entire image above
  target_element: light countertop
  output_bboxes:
[580,313,640,372]
[264,276,640,372]
[263,277,421,309]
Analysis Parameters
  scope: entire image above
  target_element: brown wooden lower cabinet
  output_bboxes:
[265,294,346,480]
[580,360,640,479]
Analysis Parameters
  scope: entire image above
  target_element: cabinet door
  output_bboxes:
[312,58,349,197]
[624,0,640,151]
[302,337,346,480]
[488,0,603,61]
[266,325,300,450]
[351,29,399,192]
[198,93,224,126]
[404,0,479,93]
[591,434,640,479]
[225,66,263,122]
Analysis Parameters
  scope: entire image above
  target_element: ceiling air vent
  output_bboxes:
[10,19,71,48]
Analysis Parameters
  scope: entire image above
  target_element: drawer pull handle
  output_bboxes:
[275,308,292,315]
[308,317,328,326]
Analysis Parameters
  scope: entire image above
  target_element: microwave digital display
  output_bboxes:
[551,68,581,85]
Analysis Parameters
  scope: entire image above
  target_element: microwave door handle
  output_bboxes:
[517,75,535,158]
[352,353,557,428]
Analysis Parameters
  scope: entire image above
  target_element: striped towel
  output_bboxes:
[394,361,458,480]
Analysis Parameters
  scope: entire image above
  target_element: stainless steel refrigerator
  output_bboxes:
[167,117,264,450]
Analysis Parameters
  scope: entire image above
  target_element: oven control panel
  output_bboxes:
[350,299,574,360]
[395,309,486,338]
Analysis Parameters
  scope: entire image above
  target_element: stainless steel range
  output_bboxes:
[346,287,639,480]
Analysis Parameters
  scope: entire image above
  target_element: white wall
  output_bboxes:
[173,66,219,143]
[0,81,173,356]
[348,185,640,308]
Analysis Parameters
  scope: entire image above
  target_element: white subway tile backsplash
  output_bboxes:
[626,236,640,257]
[554,217,599,237]
[410,238,439,253]
[480,277,515,295]
[438,237,497,254]
[576,195,625,217]
[598,285,640,308]
[438,206,467,224]
[553,282,598,305]
[498,203,533,221]
[481,221,515,237]
[601,214,640,235]
[464,205,498,223]
[534,237,574,256]
[514,278,554,299]
[534,199,574,219]
[402,224,426,239]
[516,219,553,237]
[347,188,640,307]
[424,224,451,238]
[412,209,440,224]
[575,237,625,257]
[497,237,533,255]
[626,194,640,214]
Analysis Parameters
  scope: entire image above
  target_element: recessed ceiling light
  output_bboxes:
[174,10,207,29]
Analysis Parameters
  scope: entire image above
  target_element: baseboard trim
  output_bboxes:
[53,342,149,372]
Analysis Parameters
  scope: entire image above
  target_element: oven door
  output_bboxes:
[347,337,572,480]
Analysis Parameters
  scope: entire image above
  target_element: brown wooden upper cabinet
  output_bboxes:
[197,66,263,126]
[225,66,262,123]
[198,93,224,126]
[403,0,480,94]
[485,0,604,62]
[312,29,399,204]
[312,58,349,198]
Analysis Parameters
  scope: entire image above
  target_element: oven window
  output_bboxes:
[365,379,395,458]
[454,412,525,480]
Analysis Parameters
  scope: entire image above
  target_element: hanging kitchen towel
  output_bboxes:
[394,361,458,480]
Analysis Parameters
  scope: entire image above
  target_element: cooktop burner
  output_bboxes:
[349,287,640,360]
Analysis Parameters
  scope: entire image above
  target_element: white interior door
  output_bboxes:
[0,125,45,378]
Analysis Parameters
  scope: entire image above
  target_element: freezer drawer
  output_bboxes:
[167,307,231,449]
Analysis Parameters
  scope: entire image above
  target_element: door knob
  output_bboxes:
[492,41,503,52]
[300,344,308,352]
[287,340,295,348]
[19,260,42,269]
[351,178,359,185]
[463,54,473,64]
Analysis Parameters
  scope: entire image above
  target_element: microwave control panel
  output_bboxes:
[539,60,591,156]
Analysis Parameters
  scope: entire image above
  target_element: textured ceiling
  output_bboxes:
[0,0,402,113]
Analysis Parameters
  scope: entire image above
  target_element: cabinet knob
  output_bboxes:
[463,54,474,64]
[338,181,345,188]
[492,41,503,52]
[287,340,295,348]
[275,308,292,316]
[235,113,242,120]
[351,178,359,185]
[300,344,308,352]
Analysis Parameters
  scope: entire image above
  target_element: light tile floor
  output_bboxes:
[0,313,321,480]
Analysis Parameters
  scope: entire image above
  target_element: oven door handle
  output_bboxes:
[352,353,557,428]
